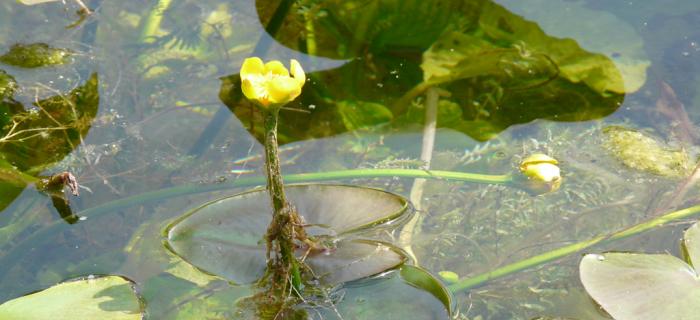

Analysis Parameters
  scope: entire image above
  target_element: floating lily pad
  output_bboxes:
[0,275,144,320]
[602,125,690,178]
[580,221,700,320]
[311,265,452,319]
[166,184,410,285]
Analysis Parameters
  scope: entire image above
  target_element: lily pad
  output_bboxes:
[311,265,452,319]
[579,221,700,320]
[0,275,144,320]
[166,184,410,285]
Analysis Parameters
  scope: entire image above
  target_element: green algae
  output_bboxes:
[0,70,16,99]
[602,126,691,178]
[0,43,72,68]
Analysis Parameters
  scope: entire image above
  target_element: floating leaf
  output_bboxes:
[602,125,690,178]
[0,43,73,68]
[166,184,410,285]
[305,240,407,285]
[682,222,700,274]
[580,221,700,320]
[312,265,451,319]
[0,276,144,320]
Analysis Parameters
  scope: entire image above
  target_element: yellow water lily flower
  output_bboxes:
[240,57,305,109]
[519,154,562,194]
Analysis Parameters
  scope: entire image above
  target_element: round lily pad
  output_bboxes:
[580,221,700,320]
[0,275,144,320]
[165,184,410,285]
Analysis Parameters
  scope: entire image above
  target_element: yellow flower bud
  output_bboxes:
[519,154,562,194]
[240,57,306,109]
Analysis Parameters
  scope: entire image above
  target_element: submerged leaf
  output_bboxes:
[497,0,649,93]
[0,276,144,320]
[0,43,73,68]
[166,184,410,285]
[312,265,452,319]
[337,100,393,131]
[602,125,690,178]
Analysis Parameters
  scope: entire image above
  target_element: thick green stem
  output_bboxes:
[262,109,301,295]
[447,203,700,293]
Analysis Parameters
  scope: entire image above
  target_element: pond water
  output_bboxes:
[1,0,700,319]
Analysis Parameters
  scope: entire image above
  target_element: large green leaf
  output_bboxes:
[0,276,144,320]
[580,221,700,320]
[496,0,649,94]
[166,184,410,285]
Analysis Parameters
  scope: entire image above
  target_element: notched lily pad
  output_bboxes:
[601,125,690,178]
[580,221,700,320]
[166,184,410,285]
[0,275,144,320]
[0,43,73,68]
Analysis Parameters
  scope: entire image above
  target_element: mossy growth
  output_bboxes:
[602,125,691,178]
[0,69,17,99]
[0,43,73,68]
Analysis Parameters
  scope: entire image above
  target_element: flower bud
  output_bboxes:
[519,154,561,194]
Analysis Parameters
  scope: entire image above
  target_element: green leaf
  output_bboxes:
[580,253,700,320]
[422,1,642,95]
[683,222,700,274]
[497,0,650,93]
[0,276,144,320]
[166,184,410,285]
[580,221,700,320]
[337,100,393,131]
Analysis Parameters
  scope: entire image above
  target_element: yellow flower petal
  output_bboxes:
[268,76,301,104]
[241,78,263,105]
[240,57,264,79]
[290,59,306,86]
[264,60,289,77]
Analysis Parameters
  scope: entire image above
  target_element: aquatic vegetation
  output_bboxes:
[602,125,691,178]
[1,1,699,319]
[0,43,73,68]
[580,221,700,320]
[0,275,143,319]
[0,70,17,100]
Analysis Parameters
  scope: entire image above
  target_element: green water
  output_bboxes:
[1,0,700,319]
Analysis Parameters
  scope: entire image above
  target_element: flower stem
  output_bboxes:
[261,109,302,295]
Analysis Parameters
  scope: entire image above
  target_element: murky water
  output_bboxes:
[1,0,700,319]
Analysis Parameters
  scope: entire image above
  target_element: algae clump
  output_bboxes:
[0,70,17,99]
[0,43,72,68]
[602,125,690,178]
